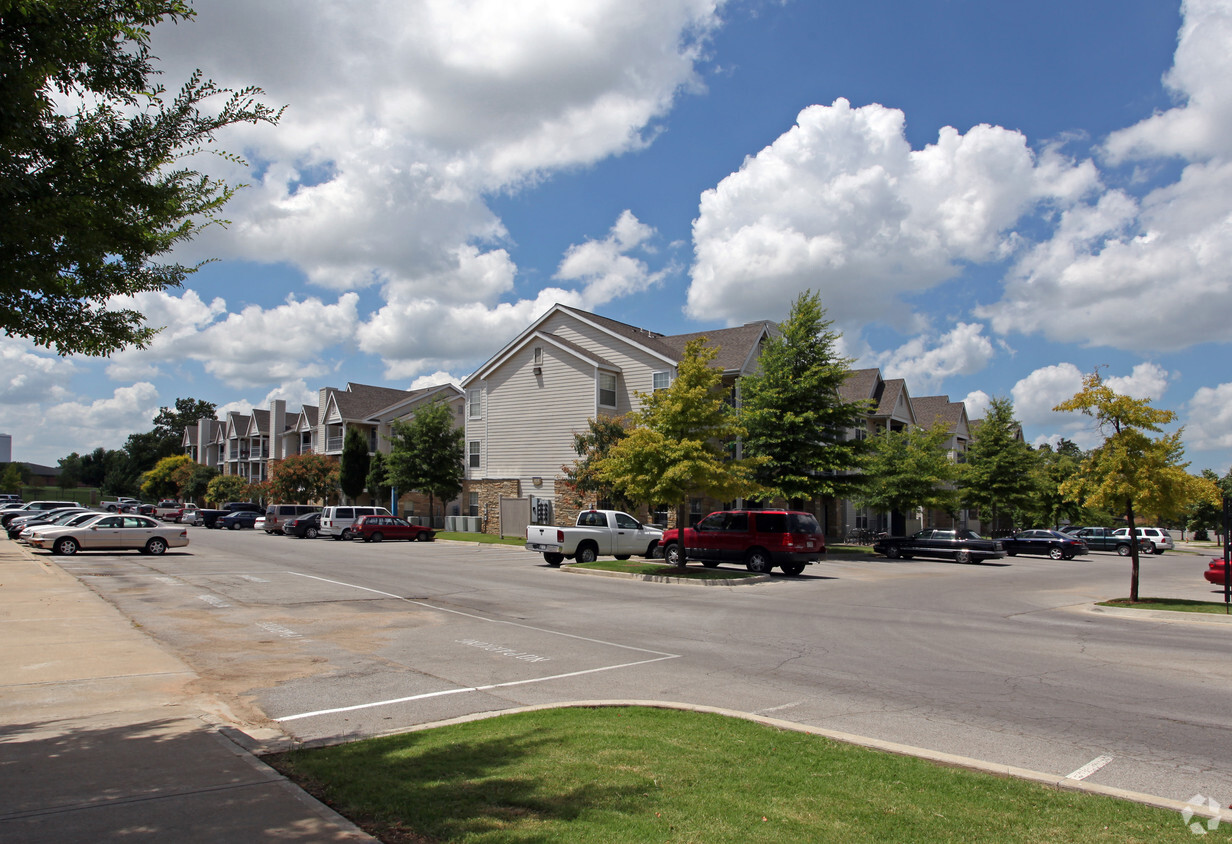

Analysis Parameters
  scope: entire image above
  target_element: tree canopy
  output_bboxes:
[205,473,249,506]
[267,453,339,504]
[739,290,869,506]
[1,0,282,355]
[959,397,1035,532]
[339,427,371,503]
[559,416,632,511]
[855,423,958,520]
[139,453,194,499]
[388,400,465,524]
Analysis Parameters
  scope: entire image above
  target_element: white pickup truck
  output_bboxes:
[101,496,142,512]
[526,509,663,567]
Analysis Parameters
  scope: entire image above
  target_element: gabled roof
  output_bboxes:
[324,382,419,424]
[293,405,318,431]
[839,368,882,404]
[244,409,270,438]
[224,411,250,438]
[368,383,464,422]
[912,396,966,432]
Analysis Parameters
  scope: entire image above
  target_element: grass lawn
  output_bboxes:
[267,706,1215,843]
[569,559,759,579]
[1098,597,1232,615]
[436,531,525,547]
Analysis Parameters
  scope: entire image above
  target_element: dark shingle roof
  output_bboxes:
[912,396,964,431]
[840,368,881,404]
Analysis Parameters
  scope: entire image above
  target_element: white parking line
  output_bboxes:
[1067,755,1114,780]
[197,594,231,608]
[276,570,682,723]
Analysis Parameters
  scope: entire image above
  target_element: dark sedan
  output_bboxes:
[1002,529,1088,560]
[284,512,322,539]
[873,529,1006,563]
[217,510,261,530]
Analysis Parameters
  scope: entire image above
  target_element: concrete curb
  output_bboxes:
[1087,602,1232,625]
[560,565,771,586]
[268,699,1232,825]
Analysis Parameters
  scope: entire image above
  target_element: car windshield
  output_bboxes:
[956,529,988,540]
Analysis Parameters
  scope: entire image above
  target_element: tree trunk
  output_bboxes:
[1126,497,1140,603]
[675,501,688,568]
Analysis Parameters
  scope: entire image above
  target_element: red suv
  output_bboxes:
[659,509,825,575]
[350,515,435,543]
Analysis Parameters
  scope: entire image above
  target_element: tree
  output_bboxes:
[1054,370,1219,601]
[388,400,465,527]
[78,447,110,487]
[739,291,869,506]
[367,451,392,510]
[139,454,194,499]
[205,474,250,507]
[339,427,370,503]
[0,462,22,493]
[1023,440,1090,529]
[559,416,632,511]
[1,1,283,356]
[57,452,82,489]
[595,339,763,566]
[152,398,216,447]
[855,424,959,524]
[1186,469,1224,542]
[181,464,218,503]
[959,398,1036,533]
[266,454,339,504]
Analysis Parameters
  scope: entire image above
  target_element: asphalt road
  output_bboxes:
[46,526,1232,808]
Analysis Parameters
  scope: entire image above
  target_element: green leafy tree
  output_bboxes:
[1,0,283,356]
[1186,469,1224,541]
[0,462,22,493]
[855,424,959,525]
[1054,370,1219,601]
[181,464,218,503]
[78,447,110,487]
[339,427,371,503]
[266,454,339,504]
[205,474,250,507]
[595,339,763,566]
[57,452,82,489]
[740,290,869,506]
[1023,440,1090,529]
[388,400,465,527]
[559,416,632,511]
[960,398,1036,533]
[366,451,392,510]
[152,398,217,449]
[139,454,195,499]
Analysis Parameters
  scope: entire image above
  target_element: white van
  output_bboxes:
[320,506,392,540]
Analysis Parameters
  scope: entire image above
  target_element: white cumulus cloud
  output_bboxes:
[1186,382,1232,453]
[870,322,996,393]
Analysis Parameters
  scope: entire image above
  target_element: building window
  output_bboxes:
[598,372,617,407]
[468,388,481,419]
[533,346,543,366]
[652,371,671,392]
[468,492,479,517]
[469,441,480,468]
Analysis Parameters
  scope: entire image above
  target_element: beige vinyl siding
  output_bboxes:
[541,313,669,416]
[479,342,602,483]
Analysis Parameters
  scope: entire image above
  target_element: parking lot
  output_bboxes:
[37,525,1232,806]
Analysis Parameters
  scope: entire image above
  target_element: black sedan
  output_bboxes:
[1002,529,1088,560]
[217,510,261,530]
[873,529,1006,563]
[283,512,321,539]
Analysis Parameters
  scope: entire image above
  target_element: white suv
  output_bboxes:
[1113,526,1174,554]
[320,506,392,540]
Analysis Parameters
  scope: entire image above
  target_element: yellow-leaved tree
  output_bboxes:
[1054,371,1220,601]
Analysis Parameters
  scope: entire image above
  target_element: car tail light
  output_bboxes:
[178,530,187,538]
[556,529,564,543]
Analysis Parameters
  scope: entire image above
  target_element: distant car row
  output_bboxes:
[872,525,1177,563]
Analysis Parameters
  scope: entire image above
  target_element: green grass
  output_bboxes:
[436,531,526,547]
[267,706,1218,843]
[1098,597,1232,615]
[570,559,759,579]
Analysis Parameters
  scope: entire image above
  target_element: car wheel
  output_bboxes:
[229,522,240,530]
[54,537,78,556]
[305,527,318,539]
[369,532,383,543]
[1005,549,1017,556]
[780,562,806,576]
[576,544,598,564]
[614,554,630,560]
[415,531,431,541]
[1153,546,1166,555]
[1116,544,1131,556]
[107,505,117,513]
[1049,546,1064,560]
[885,545,901,560]
[955,549,972,564]
[146,537,167,556]
[340,529,352,541]
[745,548,772,573]
[544,552,565,566]
[661,542,682,566]
[701,559,720,568]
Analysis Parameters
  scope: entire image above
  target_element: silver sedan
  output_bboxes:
[27,514,189,556]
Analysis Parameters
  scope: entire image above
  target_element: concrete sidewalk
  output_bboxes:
[0,542,372,842]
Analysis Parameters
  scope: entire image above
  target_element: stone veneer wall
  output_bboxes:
[467,479,521,535]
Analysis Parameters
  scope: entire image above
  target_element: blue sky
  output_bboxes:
[6,0,1232,476]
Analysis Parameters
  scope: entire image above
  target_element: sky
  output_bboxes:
[5,0,1232,476]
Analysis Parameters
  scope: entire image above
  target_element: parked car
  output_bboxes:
[174,504,202,524]
[873,529,1006,564]
[320,506,393,540]
[100,496,142,513]
[1002,529,1088,560]
[17,510,100,543]
[658,509,825,575]
[283,512,322,539]
[1,500,80,527]
[217,510,261,530]
[1070,527,1147,556]
[1204,558,1229,586]
[197,509,231,528]
[0,493,22,505]
[527,509,663,567]
[351,515,436,543]
[6,507,92,539]
[1113,526,1174,554]
[153,500,183,520]
[26,514,189,556]
[264,504,321,535]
